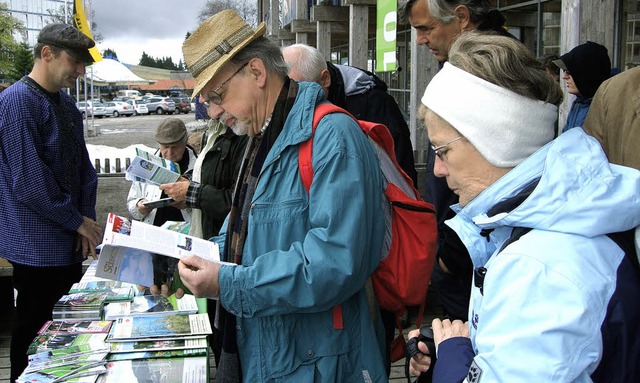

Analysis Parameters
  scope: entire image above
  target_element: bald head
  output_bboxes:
[282,43,332,95]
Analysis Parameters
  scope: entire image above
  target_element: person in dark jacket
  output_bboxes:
[282,43,418,184]
[553,41,611,133]
[160,118,247,366]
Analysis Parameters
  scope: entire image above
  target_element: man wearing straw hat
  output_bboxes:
[176,9,388,382]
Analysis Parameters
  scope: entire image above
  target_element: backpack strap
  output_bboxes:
[298,102,355,330]
[299,102,356,193]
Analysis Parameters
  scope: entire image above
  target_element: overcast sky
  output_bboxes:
[90,1,203,65]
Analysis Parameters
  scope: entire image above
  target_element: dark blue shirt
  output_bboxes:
[0,77,97,266]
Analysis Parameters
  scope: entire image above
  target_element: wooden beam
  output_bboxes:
[349,4,369,69]
[291,19,317,33]
[311,5,349,22]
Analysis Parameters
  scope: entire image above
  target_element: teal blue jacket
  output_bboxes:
[217,82,388,382]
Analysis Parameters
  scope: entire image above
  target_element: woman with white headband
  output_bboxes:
[408,32,640,382]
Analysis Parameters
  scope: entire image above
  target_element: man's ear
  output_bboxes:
[41,45,54,62]
[319,69,331,95]
[454,5,472,31]
[247,58,267,87]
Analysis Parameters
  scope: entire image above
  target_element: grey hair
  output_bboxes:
[448,32,563,105]
[427,0,492,24]
[400,0,498,28]
[281,43,327,82]
[230,36,289,79]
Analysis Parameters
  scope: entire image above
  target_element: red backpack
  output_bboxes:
[298,103,438,360]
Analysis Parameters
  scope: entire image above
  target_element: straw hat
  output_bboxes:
[183,9,266,99]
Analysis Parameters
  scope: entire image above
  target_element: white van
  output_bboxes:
[116,90,141,99]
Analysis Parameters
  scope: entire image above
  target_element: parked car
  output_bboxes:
[126,99,149,116]
[170,96,192,114]
[146,97,176,115]
[76,101,106,119]
[103,101,135,117]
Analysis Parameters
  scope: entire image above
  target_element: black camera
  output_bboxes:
[406,326,435,358]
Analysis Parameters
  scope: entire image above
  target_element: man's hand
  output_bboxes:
[149,283,185,299]
[76,216,102,259]
[136,198,153,216]
[178,255,220,299]
[160,178,190,204]
[407,328,433,377]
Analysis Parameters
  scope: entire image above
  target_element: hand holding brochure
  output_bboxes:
[125,148,180,186]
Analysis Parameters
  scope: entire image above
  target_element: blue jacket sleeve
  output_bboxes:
[433,337,474,383]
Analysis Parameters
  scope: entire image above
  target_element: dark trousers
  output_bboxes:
[10,262,82,382]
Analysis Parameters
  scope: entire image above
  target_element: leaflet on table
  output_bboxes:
[95,357,208,383]
[124,148,181,186]
[101,213,220,261]
[103,294,199,320]
[106,313,212,341]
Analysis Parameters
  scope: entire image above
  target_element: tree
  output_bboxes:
[138,52,181,70]
[8,42,34,81]
[139,52,155,67]
[198,0,257,27]
[0,2,26,78]
[46,2,102,43]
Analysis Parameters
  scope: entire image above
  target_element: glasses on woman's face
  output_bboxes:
[203,63,248,108]
[431,136,463,161]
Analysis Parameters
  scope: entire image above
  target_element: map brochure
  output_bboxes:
[125,147,180,186]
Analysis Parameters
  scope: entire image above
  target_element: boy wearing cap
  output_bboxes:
[0,23,102,381]
[126,117,196,226]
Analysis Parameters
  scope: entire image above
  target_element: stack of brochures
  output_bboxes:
[19,249,213,382]
[52,287,135,321]
[19,319,112,383]
[96,313,211,382]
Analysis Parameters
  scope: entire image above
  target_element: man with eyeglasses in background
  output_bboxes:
[399,0,515,325]
[0,23,102,382]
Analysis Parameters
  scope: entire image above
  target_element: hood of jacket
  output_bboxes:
[560,41,611,98]
[447,128,640,267]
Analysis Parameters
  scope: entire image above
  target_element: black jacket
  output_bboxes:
[326,63,418,184]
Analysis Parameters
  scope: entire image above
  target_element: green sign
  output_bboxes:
[376,0,397,72]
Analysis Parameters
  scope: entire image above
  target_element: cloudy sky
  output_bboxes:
[90,1,203,65]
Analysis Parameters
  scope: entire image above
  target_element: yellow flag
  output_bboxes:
[73,0,102,62]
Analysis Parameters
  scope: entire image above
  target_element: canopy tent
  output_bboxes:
[84,58,154,86]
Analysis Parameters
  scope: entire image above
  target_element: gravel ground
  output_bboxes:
[84,112,207,149]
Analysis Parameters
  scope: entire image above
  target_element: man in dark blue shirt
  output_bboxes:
[0,23,102,381]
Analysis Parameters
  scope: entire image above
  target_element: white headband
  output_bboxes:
[422,62,558,168]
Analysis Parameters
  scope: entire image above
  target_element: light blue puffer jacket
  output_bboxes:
[438,128,640,382]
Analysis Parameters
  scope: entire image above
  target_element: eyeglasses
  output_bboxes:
[203,63,248,107]
[431,136,463,160]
